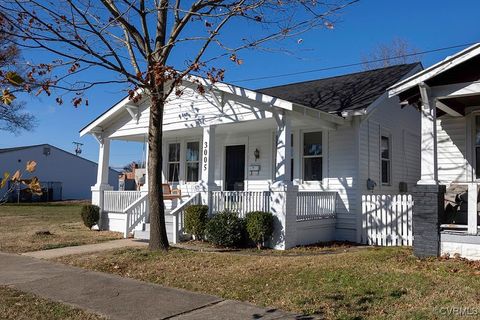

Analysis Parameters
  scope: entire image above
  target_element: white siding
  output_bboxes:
[0,145,118,200]
[358,95,421,243]
[359,96,421,194]
[326,125,358,241]
[437,116,467,183]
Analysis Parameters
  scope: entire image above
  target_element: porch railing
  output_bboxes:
[296,191,337,221]
[104,190,142,212]
[210,191,270,218]
[123,193,148,238]
[169,192,201,243]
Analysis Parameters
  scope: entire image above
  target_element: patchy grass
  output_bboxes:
[0,203,122,253]
[0,286,104,320]
[56,246,480,319]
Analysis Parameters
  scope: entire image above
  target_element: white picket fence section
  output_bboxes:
[104,191,142,212]
[209,191,270,218]
[124,193,148,237]
[296,192,337,221]
[169,192,202,243]
[362,194,414,246]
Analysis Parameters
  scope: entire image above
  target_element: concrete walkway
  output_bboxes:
[22,239,148,259]
[0,253,306,320]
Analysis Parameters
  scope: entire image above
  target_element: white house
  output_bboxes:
[389,43,480,260]
[0,144,118,200]
[81,63,422,249]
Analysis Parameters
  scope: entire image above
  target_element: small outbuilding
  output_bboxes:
[0,144,118,200]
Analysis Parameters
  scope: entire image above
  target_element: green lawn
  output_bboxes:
[56,246,480,319]
[0,203,122,253]
[0,286,104,320]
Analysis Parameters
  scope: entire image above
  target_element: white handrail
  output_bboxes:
[209,191,270,218]
[104,191,142,212]
[169,192,201,243]
[123,193,149,238]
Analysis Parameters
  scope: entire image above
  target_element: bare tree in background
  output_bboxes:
[0,0,358,250]
[361,38,421,70]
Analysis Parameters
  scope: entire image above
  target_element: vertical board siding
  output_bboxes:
[361,194,413,246]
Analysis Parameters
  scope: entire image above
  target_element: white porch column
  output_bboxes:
[91,136,113,229]
[418,83,438,185]
[468,183,478,235]
[274,113,292,183]
[270,112,297,249]
[200,125,219,206]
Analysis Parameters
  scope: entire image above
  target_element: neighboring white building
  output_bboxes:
[81,64,422,249]
[0,144,118,200]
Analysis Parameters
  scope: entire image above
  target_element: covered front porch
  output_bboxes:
[389,43,480,259]
[82,78,346,249]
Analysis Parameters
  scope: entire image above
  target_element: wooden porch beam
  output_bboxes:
[436,100,463,117]
[431,81,480,99]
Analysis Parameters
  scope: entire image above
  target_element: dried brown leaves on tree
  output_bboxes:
[0,0,358,250]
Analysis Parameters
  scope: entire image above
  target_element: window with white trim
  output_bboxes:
[303,132,323,181]
[186,141,200,182]
[381,135,391,185]
[167,143,180,182]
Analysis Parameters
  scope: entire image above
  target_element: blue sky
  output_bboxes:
[2,0,480,169]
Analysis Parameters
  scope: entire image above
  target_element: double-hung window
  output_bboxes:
[186,142,200,182]
[303,132,323,181]
[168,143,180,182]
[381,135,391,185]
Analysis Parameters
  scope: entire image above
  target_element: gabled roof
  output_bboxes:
[388,43,480,97]
[258,63,421,115]
[79,77,298,137]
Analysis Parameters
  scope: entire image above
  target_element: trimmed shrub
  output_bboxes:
[184,205,209,240]
[245,211,274,249]
[80,204,100,229]
[206,211,244,247]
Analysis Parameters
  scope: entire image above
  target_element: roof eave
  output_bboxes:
[388,43,480,97]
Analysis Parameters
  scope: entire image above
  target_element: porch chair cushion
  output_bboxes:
[162,183,182,200]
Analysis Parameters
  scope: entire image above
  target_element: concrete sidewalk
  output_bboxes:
[0,253,306,319]
[22,239,148,259]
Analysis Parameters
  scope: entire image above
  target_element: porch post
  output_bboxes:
[411,83,443,258]
[91,136,113,229]
[200,125,219,207]
[140,138,149,193]
[418,83,438,185]
[270,112,297,249]
[467,183,478,235]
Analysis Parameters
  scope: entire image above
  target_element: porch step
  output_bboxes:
[133,214,176,242]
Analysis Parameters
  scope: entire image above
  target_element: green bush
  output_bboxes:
[245,211,274,249]
[184,205,209,240]
[206,211,244,247]
[80,204,100,229]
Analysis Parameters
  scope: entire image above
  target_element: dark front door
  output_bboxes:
[225,145,245,191]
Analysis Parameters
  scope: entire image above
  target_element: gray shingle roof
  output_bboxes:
[258,63,421,115]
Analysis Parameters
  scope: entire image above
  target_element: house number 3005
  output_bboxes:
[203,142,208,171]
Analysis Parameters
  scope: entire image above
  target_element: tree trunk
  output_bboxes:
[148,95,169,250]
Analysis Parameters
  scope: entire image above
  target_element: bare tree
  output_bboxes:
[0,0,357,250]
[0,13,36,134]
[361,38,421,70]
